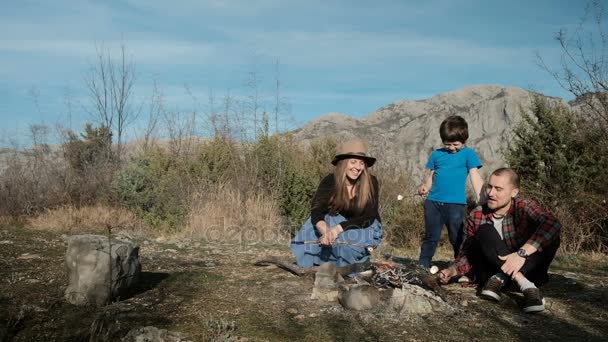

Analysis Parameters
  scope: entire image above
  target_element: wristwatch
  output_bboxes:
[517,248,529,258]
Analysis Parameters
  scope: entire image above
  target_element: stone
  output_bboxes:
[338,284,386,311]
[122,326,191,342]
[336,282,452,314]
[311,262,343,302]
[17,253,41,259]
[65,234,141,306]
[387,284,451,315]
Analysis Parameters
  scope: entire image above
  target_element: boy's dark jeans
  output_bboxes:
[419,200,465,268]
[471,223,560,287]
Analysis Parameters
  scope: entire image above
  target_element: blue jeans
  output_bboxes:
[291,214,383,269]
[418,199,465,268]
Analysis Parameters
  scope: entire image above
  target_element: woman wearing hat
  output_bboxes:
[291,138,383,270]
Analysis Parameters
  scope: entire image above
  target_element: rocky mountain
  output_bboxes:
[292,85,568,183]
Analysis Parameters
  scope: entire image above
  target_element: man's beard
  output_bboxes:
[489,199,511,213]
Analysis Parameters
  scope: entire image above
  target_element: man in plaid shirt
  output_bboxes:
[439,168,560,313]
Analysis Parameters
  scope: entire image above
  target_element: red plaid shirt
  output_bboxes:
[453,197,561,276]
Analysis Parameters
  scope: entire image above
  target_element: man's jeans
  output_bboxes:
[419,200,465,268]
[471,223,560,287]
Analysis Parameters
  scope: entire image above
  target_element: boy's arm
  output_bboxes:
[468,167,484,203]
[418,169,434,196]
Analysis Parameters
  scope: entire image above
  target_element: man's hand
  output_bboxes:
[438,266,458,284]
[498,252,526,277]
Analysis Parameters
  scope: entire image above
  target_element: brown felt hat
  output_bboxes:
[331,139,376,167]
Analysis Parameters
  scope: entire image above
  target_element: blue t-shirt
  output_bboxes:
[425,146,482,204]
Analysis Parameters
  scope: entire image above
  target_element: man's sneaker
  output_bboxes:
[522,288,545,313]
[480,276,505,301]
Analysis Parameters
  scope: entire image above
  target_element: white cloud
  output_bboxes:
[0,39,226,64]
[222,28,550,69]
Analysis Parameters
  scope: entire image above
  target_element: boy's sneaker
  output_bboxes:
[457,275,471,283]
[480,275,505,301]
[522,288,545,313]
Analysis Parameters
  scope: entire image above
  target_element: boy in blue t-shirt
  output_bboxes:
[418,115,484,270]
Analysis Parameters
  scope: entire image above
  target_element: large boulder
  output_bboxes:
[293,85,568,184]
[65,234,141,306]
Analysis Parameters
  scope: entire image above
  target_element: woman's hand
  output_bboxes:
[315,221,329,242]
[319,224,343,246]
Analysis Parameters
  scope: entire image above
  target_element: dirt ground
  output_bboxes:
[1,227,607,341]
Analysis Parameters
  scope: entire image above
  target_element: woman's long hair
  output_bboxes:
[329,158,374,215]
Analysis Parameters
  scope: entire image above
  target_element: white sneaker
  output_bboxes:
[457,275,471,283]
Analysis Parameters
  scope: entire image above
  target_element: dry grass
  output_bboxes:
[26,204,147,234]
[0,215,25,228]
[550,203,607,254]
[182,184,287,243]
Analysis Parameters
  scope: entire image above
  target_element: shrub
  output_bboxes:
[505,97,608,252]
[244,136,323,233]
[376,169,424,248]
[0,143,67,217]
[111,148,188,230]
[63,124,116,204]
[191,137,242,186]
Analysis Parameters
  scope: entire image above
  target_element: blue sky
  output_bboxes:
[0,0,589,147]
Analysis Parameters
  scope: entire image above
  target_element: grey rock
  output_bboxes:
[337,283,452,314]
[65,234,141,306]
[311,262,343,301]
[338,284,388,311]
[122,326,191,342]
[17,253,41,259]
[388,284,453,315]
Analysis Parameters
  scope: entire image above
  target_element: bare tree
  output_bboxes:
[537,0,608,133]
[63,86,74,131]
[28,124,50,188]
[273,60,281,135]
[143,78,163,152]
[28,86,42,116]
[84,44,138,161]
[206,88,219,137]
[219,89,236,139]
[272,59,293,135]
[245,53,262,140]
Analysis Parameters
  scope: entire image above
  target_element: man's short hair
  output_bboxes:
[491,168,521,188]
[439,115,469,143]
